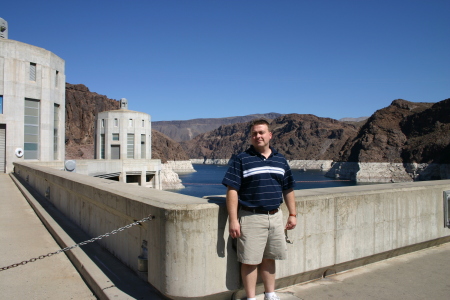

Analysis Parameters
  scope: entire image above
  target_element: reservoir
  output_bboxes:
[171,164,358,198]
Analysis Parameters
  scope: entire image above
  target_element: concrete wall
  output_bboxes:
[13,162,450,299]
[31,158,162,189]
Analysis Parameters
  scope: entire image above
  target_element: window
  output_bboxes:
[30,63,36,81]
[129,119,133,127]
[0,95,3,114]
[127,134,134,159]
[141,134,146,159]
[111,145,120,159]
[142,120,145,127]
[24,99,39,159]
[55,71,59,87]
[54,104,59,160]
[101,119,105,128]
[100,134,105,159]
[114,118,118,127]
[112,133,119,141]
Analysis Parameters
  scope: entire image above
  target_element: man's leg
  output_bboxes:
[260,258,276,293]
[241,263,259,298]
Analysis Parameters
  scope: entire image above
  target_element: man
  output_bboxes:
[222,119,297,300]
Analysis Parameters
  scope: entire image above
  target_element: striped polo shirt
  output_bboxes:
[222,146,296,211]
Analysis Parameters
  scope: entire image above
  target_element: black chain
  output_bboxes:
[0,215,155,271]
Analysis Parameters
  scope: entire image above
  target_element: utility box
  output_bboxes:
[445,191,450,228]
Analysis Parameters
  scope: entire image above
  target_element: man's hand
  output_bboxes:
[229,219,241,238]
[283,188,297,230]
[285,215,297,230]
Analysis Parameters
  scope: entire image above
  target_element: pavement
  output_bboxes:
[1,172,450,300]
[0,173,95,299]
[255,241,450,300]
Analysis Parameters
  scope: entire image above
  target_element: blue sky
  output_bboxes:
[2,0,449,121]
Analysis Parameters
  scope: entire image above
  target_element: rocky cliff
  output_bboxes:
[339,99,435,163]
[65,83,120,159]
[400,98,450,164]
[325,98,450,182]
[152,113,282,142]
[151,130,190,163]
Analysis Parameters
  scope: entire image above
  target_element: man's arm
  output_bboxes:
[226,186,241,238]
[283,188,297,230]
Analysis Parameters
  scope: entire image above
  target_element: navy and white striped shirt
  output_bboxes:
[222,146,296,211]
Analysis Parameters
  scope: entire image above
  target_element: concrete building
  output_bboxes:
[95,98,152,160]
[0,17,65,173]
[94,98,161,187]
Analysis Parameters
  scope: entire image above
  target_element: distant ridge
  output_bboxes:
[152,113,283,142]
[339,116,369,122]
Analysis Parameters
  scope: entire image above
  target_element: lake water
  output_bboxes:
[170,164,358,198]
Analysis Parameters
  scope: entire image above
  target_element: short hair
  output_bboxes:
[249,118,271,132]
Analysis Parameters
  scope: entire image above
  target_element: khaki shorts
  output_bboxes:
[237,208,287,265]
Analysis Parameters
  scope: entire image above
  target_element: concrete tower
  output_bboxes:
[95,98,152,160]
[0,17,65,173]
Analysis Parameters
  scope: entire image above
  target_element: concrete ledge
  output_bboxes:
[10,173,167,300]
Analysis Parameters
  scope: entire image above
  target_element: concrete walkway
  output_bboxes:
[255,240,450,300]
[0,173,96,299]
[0,172,166,300]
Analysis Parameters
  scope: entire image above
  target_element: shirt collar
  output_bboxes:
[248,145,278,158]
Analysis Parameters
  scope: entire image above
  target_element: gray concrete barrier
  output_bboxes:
[13,162,450,299]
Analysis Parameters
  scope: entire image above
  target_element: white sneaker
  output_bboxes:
[264,293,280,300]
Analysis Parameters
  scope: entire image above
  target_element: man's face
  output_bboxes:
[250,124,272,149]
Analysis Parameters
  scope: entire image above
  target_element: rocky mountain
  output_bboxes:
[181,114,360,161]
[181,98,450,167]
[152,113,283,142]
[339,99,437,163]
[65,83,120,159]
[65,83,190,162]
[151,130,190,163]
[400,98,450,164]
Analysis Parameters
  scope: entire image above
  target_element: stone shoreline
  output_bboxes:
[326,162,450,183]
[188,159,450,183]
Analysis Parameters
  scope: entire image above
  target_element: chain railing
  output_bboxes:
[0,214,155,271]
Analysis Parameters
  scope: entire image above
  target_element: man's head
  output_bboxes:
[249,119,272,151]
